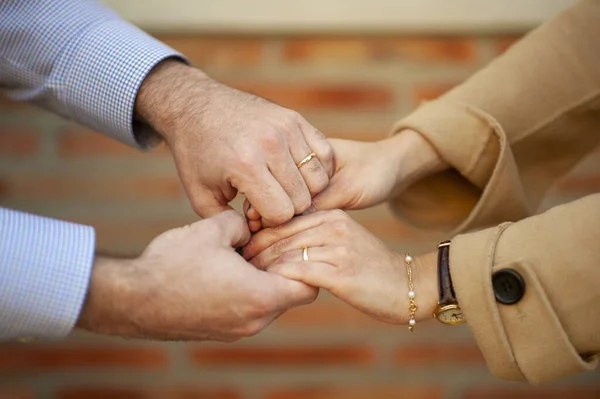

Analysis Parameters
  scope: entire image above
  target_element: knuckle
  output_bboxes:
[240,320,266,337]
[308,171,329,194]
[295,192,312,214]
[286,110,303,123]
[330,209,349,221]
[318,141,335,162]
[270,206,295,225]
[279,249,298,263]
[330,219,350,237]
[234,150,262,172]
[271,237,291,257]
[336,245,352,260]
[260,129,286,150]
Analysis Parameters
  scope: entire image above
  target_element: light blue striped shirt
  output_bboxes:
[0,0,182,340]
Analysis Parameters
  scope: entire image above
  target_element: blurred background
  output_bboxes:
[2,0,600,398]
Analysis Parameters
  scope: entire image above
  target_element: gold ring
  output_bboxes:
[297,152,316,169]
[302,247,309,262]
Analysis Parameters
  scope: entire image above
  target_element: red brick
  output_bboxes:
[463,387,600,399]
[0,129,38,156]
[267,386,443,399]
[0,95,32,110]
[155,35,263,67]
[191,345,373,366]
[361,218,422,242]
[554,174,600,194]
[275,300,389,329]
[326,130,387,142]
[0,388,33,399]
[0,345,167,371]
[59,128,170,158]
[413,83,457,105]
[0,180,7,198]
[396,344,484,365]
[2,176,183,200]
[225,82,394,111]
[283,37,476,64]
[58,387,240,399]
[495,35,523,55]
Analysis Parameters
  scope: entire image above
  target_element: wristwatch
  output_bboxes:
[433,241,466,325]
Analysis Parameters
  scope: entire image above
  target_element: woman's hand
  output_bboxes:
[244,130,448,232]
[243,210,438,325]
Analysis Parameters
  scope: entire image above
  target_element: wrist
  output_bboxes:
[386,129,449,198]
[75,256,138,336]
[134,59,212,144]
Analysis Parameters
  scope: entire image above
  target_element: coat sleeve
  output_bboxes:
[390,0,600,235]
[389,0,600,383]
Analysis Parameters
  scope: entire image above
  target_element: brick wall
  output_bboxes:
[1,34,600,399]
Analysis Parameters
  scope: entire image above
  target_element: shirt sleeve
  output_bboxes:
[0,208,95,340]
[0,0,186,148]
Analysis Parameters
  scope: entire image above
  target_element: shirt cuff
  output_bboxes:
[0,208,95,340]
[55,19,185,149]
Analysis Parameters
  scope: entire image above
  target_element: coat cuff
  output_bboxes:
[390,100,529,235]
[451,224,598,383]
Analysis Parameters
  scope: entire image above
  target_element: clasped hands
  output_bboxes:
[77,61,448,341]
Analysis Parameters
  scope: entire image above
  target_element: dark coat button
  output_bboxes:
[492,269,526,305]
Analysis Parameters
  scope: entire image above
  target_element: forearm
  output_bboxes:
[75,256,137,337]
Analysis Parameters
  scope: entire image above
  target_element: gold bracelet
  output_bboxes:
[404,253,418,332]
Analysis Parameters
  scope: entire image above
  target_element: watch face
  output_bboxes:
[436,306,465,324]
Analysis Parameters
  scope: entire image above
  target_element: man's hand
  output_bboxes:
[135,60,334,227]
[243,129,449,231]
[76,210,318,341]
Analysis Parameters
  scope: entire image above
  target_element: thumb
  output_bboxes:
[188,185,236,219]
[268,261,337,291]
[263,271,320,311]
[306,181,345,213]
[207,209,251,247]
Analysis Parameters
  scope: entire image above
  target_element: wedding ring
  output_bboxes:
[297,152,316,169]
[302,247,309,262]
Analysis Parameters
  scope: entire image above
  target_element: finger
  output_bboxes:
[258,245,346,271]
[248,220,262,233]
[267,148,312,216]
[268,261,337,291]
[206,209,251,247]
[243,211,332,260]
[270,272,320,309]
[187,185,236,219]
[307,177,346,213]
[250,226,339,270]
[287,123,329,198]
[240,166,295,228]
[243,198,261,221]
[297,117,335,179]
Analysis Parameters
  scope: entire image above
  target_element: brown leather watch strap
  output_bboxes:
[437,241,457,305]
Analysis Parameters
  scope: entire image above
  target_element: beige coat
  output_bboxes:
[391,0,600,384]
